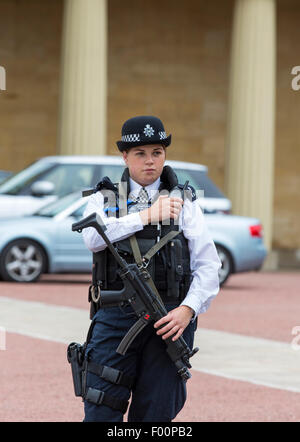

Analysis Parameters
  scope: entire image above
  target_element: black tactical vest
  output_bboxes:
[91,166,195,306]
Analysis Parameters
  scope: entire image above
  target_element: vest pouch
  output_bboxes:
[121,237,157,257]
[106,247,121,282]
[93,251,107,285]
[180,274,193,300]
[89,251,108,319]
[115,240,134,256]
[166,239,184,299]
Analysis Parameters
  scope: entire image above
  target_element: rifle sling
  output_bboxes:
[144,230,180,262]
[129,231,180,305]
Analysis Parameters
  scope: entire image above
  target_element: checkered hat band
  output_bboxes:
[159,131,167,140]
[121,132,167,143]
[121,133,140,142]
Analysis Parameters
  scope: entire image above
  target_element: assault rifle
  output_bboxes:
[72,212,199,381]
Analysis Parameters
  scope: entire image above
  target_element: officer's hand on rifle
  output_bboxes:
[154,305,195,342]
[139,195,184,225]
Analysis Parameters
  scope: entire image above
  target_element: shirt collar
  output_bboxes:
[129,177,161,200]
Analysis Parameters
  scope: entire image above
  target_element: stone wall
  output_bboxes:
[0,0,300,250]
[0,0,63,172]
[274,0,300,248]
[107,0,234,193]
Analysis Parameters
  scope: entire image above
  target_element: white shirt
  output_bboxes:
[82,177,221,317]
[128,176,161,202]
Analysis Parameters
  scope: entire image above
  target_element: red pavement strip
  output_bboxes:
[1,271,300,422]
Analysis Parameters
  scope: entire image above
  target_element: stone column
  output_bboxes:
[225,0,276,250]
[58,0,107,155]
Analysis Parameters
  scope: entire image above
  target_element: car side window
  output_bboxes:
[18,164,96,197]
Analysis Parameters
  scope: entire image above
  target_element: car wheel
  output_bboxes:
[0,239,47,283]
[216,244,233,286]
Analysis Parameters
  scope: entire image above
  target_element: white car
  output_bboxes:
[0,155,231,217]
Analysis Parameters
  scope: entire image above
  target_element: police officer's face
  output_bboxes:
[122,144,166,186]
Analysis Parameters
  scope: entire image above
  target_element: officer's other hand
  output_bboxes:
[153,306,194,341]
[139,195,183,225]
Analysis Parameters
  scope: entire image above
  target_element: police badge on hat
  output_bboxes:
[116,115,172,152]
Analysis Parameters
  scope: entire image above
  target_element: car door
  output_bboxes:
[54,204,92,272]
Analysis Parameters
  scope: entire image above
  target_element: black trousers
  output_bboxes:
[83,304,196,422]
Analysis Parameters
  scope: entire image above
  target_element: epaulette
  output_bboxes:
[177,183,197,202]
[82,176,118,197]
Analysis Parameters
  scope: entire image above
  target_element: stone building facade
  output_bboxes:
[0,0,299,265]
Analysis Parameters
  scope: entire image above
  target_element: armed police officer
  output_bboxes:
[81,115,221,422]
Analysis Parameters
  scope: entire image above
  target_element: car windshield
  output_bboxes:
[0,160,53,195]
[34,192,81,217]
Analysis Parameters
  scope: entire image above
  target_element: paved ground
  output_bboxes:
[0,271,299,422]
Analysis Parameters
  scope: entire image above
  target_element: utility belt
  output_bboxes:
[67,322,135,414]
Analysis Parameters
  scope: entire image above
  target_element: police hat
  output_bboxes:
[116,115,172,152]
